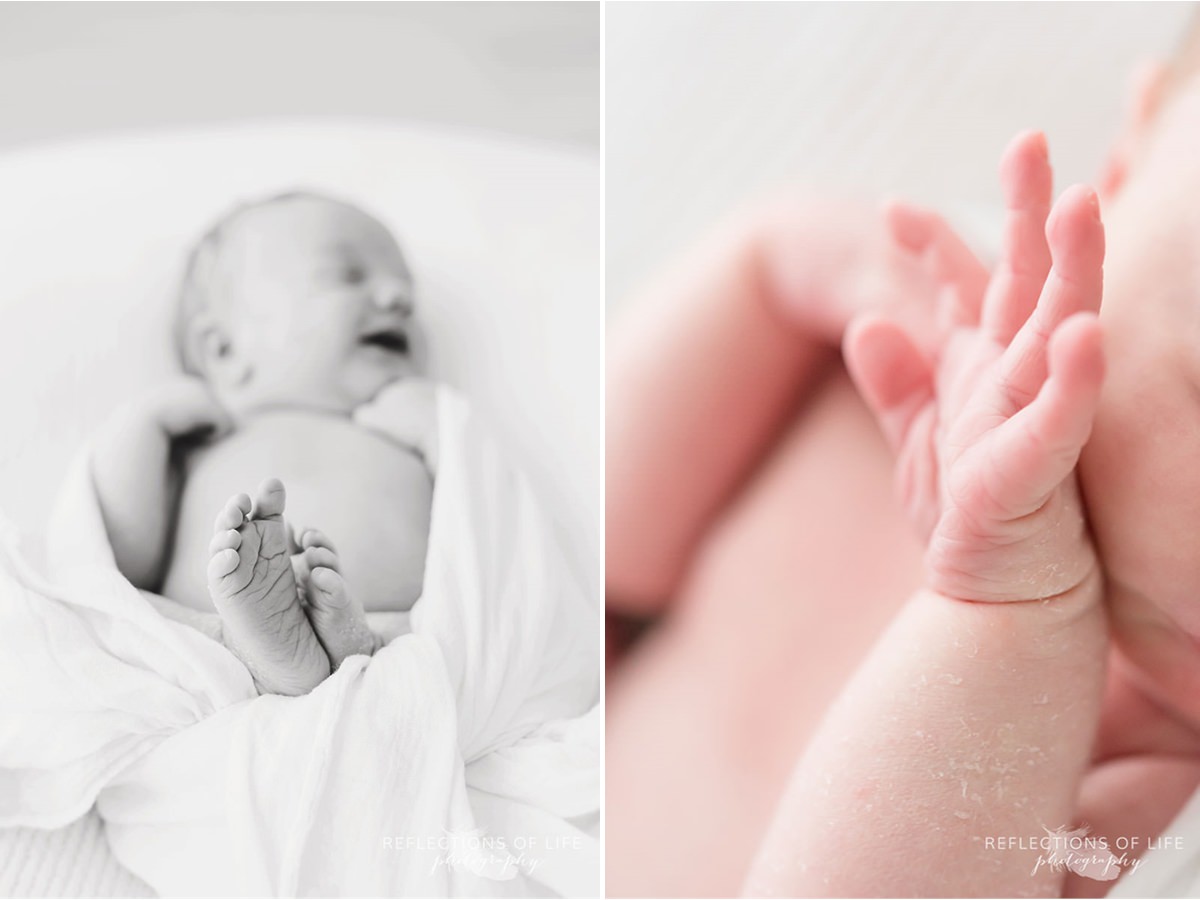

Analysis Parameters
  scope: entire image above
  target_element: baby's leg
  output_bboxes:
[207,478,330,695]
[607,198,954,628]
[292,528,382,668]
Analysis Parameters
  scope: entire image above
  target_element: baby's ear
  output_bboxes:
[1099,59,1170,200]
[187,312,249,387]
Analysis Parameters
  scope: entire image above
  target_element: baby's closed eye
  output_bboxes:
[312,253,369,287]
[338,261,368,285]
[315,262,367,286]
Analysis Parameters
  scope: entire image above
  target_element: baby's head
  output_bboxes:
[1077,12,1200,717]
[177,191,421,417]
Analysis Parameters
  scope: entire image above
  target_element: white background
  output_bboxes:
[607,2,1195,309]
[0,1,599,152]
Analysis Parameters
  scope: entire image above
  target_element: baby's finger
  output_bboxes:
[844,314,934,452]
[884,200,989,329]
[985,313,1104,519]
[980,130,1054,346]
[995,185,1104,413]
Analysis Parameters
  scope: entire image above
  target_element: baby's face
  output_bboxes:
[1080,75,1200,719]
[213,195,421,415]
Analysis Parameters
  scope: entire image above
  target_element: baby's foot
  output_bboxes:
[207,478,331,695]
[292,528,382,669]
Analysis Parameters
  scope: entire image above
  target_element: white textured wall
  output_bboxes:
[607,2,1194,308]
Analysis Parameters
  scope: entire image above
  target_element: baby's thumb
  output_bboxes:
[844,314,934,452]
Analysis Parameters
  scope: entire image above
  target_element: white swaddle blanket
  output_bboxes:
[0,385,601,898]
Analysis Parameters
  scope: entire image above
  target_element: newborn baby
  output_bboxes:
[90,192,437,695]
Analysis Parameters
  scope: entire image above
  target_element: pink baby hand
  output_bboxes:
[883,199,990,335]
[846,133,1105,603]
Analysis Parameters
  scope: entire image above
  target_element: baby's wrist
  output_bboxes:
[925,564,1104,621]
[916,571,1108,682]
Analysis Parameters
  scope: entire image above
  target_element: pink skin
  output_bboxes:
[847,179,1106,606]
[607,100,1200,895]
[742,141,1109,897]
[606,196,933,896]
[1082,73,1200,731]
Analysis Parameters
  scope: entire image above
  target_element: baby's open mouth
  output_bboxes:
[358,328,410,355]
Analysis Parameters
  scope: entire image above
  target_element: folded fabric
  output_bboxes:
[0,384,601,897]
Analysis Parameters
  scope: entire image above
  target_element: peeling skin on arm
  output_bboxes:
[745,584,1107,899]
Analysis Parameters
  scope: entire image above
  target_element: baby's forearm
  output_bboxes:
[746,575,1107,898]
[91,414,176,590]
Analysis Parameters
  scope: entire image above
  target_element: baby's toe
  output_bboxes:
[299,528,337,553]
[303,545,341,575]
[309,566,350,610]
[251,478,287,520]
[307,567,379,667]
[214,493,251,532]
[209,528,241,556]
[208,547,241,580]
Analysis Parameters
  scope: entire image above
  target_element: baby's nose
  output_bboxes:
[373,282,414,315]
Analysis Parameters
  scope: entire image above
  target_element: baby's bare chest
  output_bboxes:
[164,412,433,613]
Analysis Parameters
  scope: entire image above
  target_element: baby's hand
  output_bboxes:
[92,376,232,590]
[121,375,233,441]
[845,131,1105,603]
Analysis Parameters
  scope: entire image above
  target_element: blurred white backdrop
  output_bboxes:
[607,2,1194,309]
[0,1,599,152]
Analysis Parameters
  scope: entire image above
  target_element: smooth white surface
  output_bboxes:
[606,2,1194,308]
[0,121,601,581]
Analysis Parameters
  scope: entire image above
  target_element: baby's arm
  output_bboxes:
[91,378,231,589]
[749,587,1105,897]
[746,134,1110,897]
